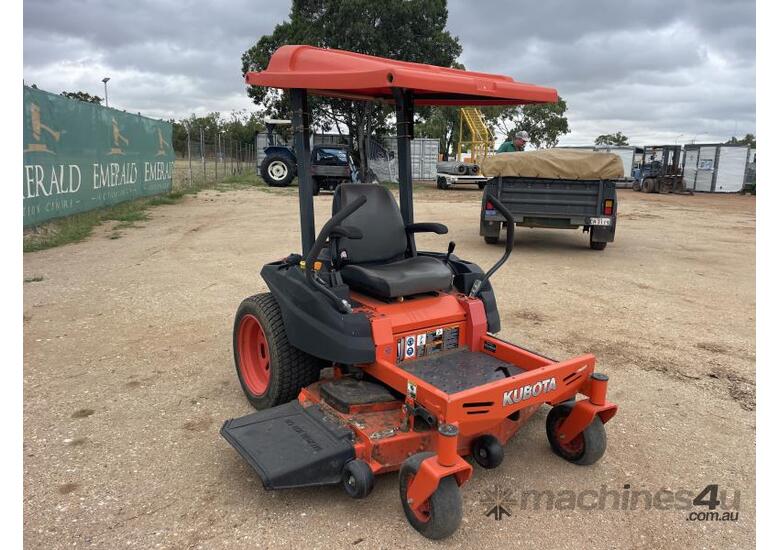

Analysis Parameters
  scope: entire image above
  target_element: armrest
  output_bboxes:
[406,222,448,235]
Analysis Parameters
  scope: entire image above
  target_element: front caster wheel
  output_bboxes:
[399,452,462,540]
[341,459,374,499]
[471,435,504,469]
[546,403,607,465]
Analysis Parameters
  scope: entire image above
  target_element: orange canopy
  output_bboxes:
[245,45,557,106]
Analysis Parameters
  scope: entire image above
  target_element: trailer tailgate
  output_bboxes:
[496,177,605,219]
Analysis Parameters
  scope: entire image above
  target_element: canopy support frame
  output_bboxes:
[393,88,415,228]
[291,88,316,255]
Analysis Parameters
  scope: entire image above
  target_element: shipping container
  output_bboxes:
[681,144,751,193]
[371,137,439,182]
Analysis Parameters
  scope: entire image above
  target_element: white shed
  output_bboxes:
[681,144,751,193]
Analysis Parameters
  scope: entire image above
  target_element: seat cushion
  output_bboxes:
[341,256,453,299]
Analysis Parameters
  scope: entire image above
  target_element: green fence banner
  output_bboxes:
[23,86,175,227]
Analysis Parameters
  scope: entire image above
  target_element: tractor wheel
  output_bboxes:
[478,181,486,190]
[233,293,325,410]
[399,453,462,540]
[312,177,321,196]
[641,178,656,193]
[589,233,607,251]
[545,403,607,466]
[341,459,375,499]
[483,235,499,245]
[260,153,295,187]
[632,180,641,192]
[436,176,448,190]
[471,435,504,469]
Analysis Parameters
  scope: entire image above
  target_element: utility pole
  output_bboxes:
[101,77,110,107]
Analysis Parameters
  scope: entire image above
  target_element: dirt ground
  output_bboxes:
[23,184,755,549]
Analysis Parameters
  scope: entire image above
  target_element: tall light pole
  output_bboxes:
[102,77,110,107]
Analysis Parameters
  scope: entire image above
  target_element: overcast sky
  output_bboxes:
[23,0,755,146]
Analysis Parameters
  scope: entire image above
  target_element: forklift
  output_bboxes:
[632,145,691,194]
[222,45,618,540]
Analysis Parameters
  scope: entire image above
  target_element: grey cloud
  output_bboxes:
[24,0,755,144]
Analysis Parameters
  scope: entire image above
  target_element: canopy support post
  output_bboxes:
[393,88,414,226]
[291,88,315,255]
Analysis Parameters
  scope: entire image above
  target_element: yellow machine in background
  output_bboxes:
[457,107,494,164]
[437,108,493,189]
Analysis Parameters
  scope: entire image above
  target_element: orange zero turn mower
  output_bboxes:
[221,45,618,540]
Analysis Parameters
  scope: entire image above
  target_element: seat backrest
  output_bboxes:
[332,184,408,264]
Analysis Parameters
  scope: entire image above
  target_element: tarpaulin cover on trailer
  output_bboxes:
[482,149,624,180]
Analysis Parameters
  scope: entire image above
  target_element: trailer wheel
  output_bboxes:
[589,233,607,251]
[260,153,295,187]
[341,460,375,499]
[471,435,504,469]
[546,403,607,465]
[400,452,462,540]
[233,293,325,410]
[641,178,656,193]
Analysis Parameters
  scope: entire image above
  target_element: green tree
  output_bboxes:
[171,111,265,157]
[416,106,461,160]
[493,98,570,149]
[61,91,103,104]
[242,0,462,177]
[594,131,629,146]
[726,133,756,148]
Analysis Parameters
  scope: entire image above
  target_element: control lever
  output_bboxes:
[304,195,367,314]
[469,193,515,298]
[445,241,455,262]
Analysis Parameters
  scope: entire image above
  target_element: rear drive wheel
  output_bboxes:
[399,453,462,540]
[471,435,504,469]
[641,178,656,193]
[260,153,295,187]
[233,293,325,410]
[546,403,607,465]
[342,460,375,499]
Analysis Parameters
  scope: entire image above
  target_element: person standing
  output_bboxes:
[496,130,530,153]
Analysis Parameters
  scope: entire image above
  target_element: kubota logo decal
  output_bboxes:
[502,377,557,406]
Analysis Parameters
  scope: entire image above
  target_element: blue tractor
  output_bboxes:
[258,118,357,194]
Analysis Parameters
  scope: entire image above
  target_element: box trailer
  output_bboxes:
[681,144,751,193]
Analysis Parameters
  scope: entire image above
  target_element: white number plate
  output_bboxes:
[589,217,612,226]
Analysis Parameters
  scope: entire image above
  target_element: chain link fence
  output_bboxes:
[173,129,255,191]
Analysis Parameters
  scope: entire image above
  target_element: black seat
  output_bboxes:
[332,184,453,299]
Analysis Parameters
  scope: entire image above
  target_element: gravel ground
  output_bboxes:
[23,185,755,549]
